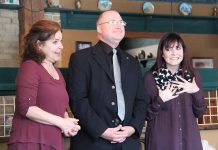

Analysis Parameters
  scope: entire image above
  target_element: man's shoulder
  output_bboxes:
[70,46,93,59]
[120,50,139,65]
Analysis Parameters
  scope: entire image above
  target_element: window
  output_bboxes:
[198,90,218,129]
[0,96,15,140]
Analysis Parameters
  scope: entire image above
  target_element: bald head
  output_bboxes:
[96,10,120,27]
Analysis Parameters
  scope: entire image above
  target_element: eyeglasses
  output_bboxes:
[98,20,127,26]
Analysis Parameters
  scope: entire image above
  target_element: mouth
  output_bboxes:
[54,51,61,56]
[170,57,181,60]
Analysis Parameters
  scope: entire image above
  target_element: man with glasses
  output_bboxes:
[68,10,147,150]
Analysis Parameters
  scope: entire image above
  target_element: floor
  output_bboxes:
[0,143,7,150]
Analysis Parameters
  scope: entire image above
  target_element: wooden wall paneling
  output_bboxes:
[18,0,45,54]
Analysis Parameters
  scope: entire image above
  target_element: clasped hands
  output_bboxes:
[60,118,81,137]
[101,125,135,143]
[158,76,200,102]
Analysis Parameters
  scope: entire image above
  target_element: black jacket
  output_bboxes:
[68,41,147,150]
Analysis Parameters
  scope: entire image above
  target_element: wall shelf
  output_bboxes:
[53,9,218,34]
[1,6,218,34]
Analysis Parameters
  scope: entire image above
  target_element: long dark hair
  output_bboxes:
[20,19,62,64]
[151,32,194,77]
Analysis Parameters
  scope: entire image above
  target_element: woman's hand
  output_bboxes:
[60,118,81,137]
[158,83,178,102]
[171,76,199,94]
[25,107,81,137]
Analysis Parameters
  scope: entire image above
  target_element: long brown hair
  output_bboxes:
[151,32,194,77]
[20,19,62,63]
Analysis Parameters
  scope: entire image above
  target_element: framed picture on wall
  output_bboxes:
[192,57,214,68]
[76,41,92,51]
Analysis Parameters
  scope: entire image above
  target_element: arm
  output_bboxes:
[127,62,147,137]
[191,72,206,118]
[171,72,206,118]
[16,61,80,135]
[144,72,164,121]
[26,106,80,132]
[68,53,108,140]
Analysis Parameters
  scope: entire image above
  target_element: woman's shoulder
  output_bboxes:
[144,70,157,87]
[19,60,41,76]
[192,69,203,81]
[144,70,154,79]
[21,60,40,68]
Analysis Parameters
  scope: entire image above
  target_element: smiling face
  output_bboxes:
[97,10,125,48]
[162,41,184,73]
[38,30,63,63]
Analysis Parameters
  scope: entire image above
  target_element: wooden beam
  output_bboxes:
[18,0,45,54]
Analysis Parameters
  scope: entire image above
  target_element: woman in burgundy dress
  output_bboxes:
[144,32,206,150]
[8,20,80,150]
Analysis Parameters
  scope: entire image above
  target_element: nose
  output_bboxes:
[171,48,177,55]
[59,42,63,49]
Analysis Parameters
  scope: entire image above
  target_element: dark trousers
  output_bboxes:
[112,143,122,150]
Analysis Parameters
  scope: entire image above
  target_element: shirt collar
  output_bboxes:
[99,40,121,55]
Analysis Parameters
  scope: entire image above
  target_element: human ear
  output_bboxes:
[36,40,43,50]
[97,25,102,34]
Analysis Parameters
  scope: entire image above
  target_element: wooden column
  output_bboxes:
[18,0,45,54]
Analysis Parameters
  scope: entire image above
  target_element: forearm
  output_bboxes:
[192,73,206,117]
[26,106,63,128]
[144,72,163,121]
[192,91,206,117]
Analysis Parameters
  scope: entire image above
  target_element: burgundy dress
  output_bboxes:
[144,71,206,150]
[8,60,69,150]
